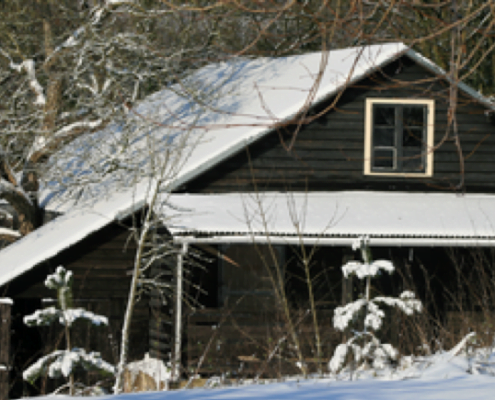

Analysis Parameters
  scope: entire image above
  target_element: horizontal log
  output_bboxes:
[149,327,172,341]
[149,339,171,351]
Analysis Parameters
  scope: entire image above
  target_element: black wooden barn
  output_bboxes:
[2,43,495,394]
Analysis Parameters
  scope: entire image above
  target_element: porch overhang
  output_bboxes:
[166,191,495,247]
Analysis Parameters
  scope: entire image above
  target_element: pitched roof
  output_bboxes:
[0,43,493,288]
[44,42,412,212]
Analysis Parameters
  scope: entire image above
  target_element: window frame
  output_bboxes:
[364,98,435,177]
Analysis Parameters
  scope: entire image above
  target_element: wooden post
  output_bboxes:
[172,243,188,383]
[0,299,12,400]
[341,249,354,343]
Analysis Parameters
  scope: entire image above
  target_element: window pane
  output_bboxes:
[403,106,424,127]
[373,106,395,126]
[374,127,395,146]
[368,101,431,175]
[373,148,395,169]
[402,148,425,172]
[403,127,423,148]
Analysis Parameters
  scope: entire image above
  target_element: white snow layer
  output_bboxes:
[165,192,495,243]
[27,356,495,400]
[127,354,171,390]
[10,59,46,106]
[24,307,108,327]
[45,266,72,289]
[0,298,13,305]
[333,291,421,333]
[23,348,115,382]
[0,182,147,288]
[342,259,394,279]
[333,299,367,331]
[0,227,21,238]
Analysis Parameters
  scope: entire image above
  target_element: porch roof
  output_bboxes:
[167,191,495,247]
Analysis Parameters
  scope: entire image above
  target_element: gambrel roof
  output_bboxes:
[0,43,494,288]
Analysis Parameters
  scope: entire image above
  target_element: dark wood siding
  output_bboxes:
[8,221,149,379]
[182,56,495,194]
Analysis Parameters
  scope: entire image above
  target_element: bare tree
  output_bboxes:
[0,0,212,238]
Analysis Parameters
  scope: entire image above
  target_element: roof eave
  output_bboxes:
[404,48,495,111]
[173,234,495,248]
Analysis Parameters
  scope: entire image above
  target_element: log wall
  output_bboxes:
[6,221,151,396]
[182,56,495,194]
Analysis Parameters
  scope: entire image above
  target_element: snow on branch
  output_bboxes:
[45,0,137,65]
[92,0,137,24]
[24,306,61,327]
[28,119,104,161]
[374,291,423,316]
[24,267,109,327]
[9,59,46,106]
[106,0,136,5]
[0,227,21,239]
[52,119,104,140]
[0,179,33,206]
[65,309,108,327]
[46,27,85,66]
[45,266,73,290]
[364,301,386,331]
[23,266,114,392]
[24,306,108,328]
[342,259,394,279]
[329,343,361,373]
[23,348,115,383]
[333,299,366,331]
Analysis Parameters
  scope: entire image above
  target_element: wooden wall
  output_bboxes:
[6,221,150,396]
[185,244,344,376]
[148,255,174,362]
[181,56,495,194]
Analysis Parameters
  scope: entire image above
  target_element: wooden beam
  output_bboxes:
[0,299,12,400]
[172,243,188,382]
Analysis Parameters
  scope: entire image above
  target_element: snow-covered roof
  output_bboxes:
[167,192,495,247]
[1,43,494,288]
[0,182,148,288]
[43,42,415,212]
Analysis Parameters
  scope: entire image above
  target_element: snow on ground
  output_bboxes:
[27,376,495,400]
[28,353,495,400]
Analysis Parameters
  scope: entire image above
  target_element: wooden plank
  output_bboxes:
[294,112,493,127]
[245,159,363,171]
[149,327,171,341]
[0,301,12,400]
[262,149,364,160]
[240,155,495,173]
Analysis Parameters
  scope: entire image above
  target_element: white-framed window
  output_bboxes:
[364,98,434,177]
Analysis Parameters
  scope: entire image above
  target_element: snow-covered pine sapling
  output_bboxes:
[329,236,422,375]
[23,266,115,395]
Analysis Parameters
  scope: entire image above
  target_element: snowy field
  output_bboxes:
[29,376,495,400]
[29,352,495,400]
